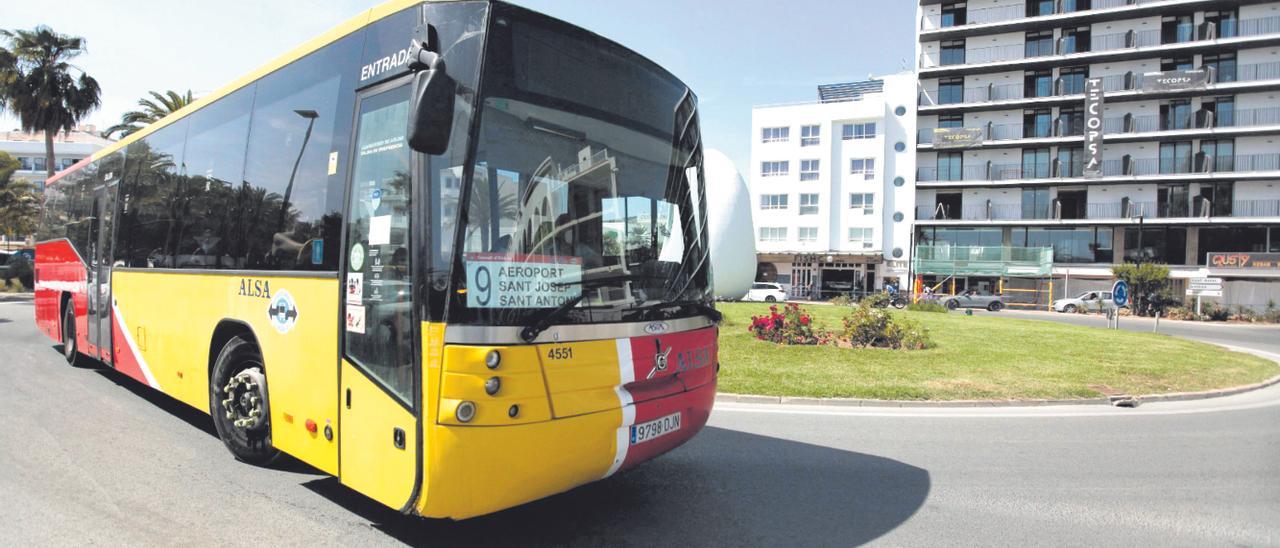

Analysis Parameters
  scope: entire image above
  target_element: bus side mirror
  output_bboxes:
[408,44,456,155]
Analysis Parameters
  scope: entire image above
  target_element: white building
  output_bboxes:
[748,73,918,298]
[914,0,1280,309]
[0,126,112,189]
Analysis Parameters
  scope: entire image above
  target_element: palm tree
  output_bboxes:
[0,26,101,182]
[0,152,40,239]
[105,90,194,139]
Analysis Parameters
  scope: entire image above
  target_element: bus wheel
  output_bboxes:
[209,336,281,465]
[62,305,78,365]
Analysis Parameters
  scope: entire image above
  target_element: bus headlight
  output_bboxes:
[485,376,501,396]
[456,401,477,423]
[485,350,501,369]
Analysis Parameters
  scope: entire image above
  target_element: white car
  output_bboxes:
[744,282,788,302]
[1053,291,1116,313]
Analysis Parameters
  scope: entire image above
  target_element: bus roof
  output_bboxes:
[72,0,430,172]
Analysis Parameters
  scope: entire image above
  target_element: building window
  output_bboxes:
[761,161,789,177]
[1060,66,1088,95]
[842,122,877,140]
[1025,30,1054,58]
[849,193,875,214]
[939,77,965,104]
[16,157,33,171]
[1023,109,1052,138]
[1057,146,1084,177]
[938,151,963,180]
[799,159,820,181]
[1061,28,1091,54]
[1027,0,1054,17]
[1195,181,1234,217]
[1124,227,1187,264]
[761,126,789,143]
[848,227,874,248]
[1022,147,1051,178]
[850,158,875,180]
[799,193,820,215]
[938,114,964,128]
[1205,96,1235,127]
[1161,56,1193,72]
[798,227,819,242]
[940,2,967,27]
[1157,183,1191,217]
[1160,99,1192,130]
[1021,187,1051,219]
[759,227,787,242]
[1205,10,1239,39]
[1196,226,1263,265]
[1058,106,1085,136]
[760,194,789,210]
[1162,14,1195,44]
[1061,0,1090,13]
[1159,141,1192,174]
[941,40,966,66]
[32,157,46,172]
[1203,52,1237,83]
[1200,139,1235,172]
[801,125,820,147]
[1024,70,1052,98]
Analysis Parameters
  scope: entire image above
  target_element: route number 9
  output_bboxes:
[475,265,492,306]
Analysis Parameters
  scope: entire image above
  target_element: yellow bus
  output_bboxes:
[35,0,718,519]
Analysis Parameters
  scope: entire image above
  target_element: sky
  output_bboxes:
[1,0,916,171]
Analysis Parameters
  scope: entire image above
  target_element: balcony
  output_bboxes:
[919,61,1280,110]
[917,198,1280,222]
[920,14,1280,71]
[920,0,1172,33]
[916,153,1280,183]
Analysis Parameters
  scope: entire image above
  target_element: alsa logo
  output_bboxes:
[361,43,413,82]
[646,339,713,379]
[238,279,271,299]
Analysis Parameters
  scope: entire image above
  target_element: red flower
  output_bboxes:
[800,315,811,326]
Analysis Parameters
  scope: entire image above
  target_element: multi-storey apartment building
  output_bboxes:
[915,0,1280,308]
[749,73,918,298]
[0,126,111,189]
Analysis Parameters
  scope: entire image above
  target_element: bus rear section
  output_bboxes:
[34,0,718,521]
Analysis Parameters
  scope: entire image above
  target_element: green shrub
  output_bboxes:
[836,302,932,350]
[1111,263,1174,317]
[905,301,947,313]
[1201,301,1231,322]
[4,255,33,290]
[828,294,855,306]
[860,292,890,308]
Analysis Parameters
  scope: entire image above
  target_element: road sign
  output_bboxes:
[1188,283,1222,290]
[1190,277,1223,285]
[1112,280,1129,308]
[1188,289,1223,297]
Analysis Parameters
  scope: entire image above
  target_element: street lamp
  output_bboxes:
[277,109,319,235]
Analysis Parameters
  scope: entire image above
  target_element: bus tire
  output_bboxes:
[62,303,78,365]
[209,336,281,466]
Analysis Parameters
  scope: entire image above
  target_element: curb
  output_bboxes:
[716,373,1280,409]
[0,293,34,303]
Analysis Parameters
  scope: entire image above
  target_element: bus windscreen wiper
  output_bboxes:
[519,274,663,342]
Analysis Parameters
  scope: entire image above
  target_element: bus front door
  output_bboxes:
[338,81,419,509]
[86,179,118,364]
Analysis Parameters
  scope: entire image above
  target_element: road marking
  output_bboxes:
[715,386,1280,419]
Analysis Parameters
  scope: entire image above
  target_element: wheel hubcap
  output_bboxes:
[222,367,268,431]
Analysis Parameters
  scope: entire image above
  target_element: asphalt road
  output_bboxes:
[2,300,1278,546]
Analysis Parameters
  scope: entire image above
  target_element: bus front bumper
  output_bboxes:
[418,377,716,520]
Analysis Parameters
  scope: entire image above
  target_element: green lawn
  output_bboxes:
[717,302,1279,400]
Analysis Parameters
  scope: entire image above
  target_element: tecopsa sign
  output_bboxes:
[1083,78,1104,179]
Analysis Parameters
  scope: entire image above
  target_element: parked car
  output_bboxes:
[744,282,788,302]
[941,289,1005,311]
[1053,291,1116,313]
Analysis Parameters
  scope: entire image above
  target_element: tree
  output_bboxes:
[0,151,40,240]
[1112,262,1174,317]
[105,90,194,139]
[0,26,101,181]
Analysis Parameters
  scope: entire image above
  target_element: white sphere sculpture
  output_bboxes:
[703,148,755,300]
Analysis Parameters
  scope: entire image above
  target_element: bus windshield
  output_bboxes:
[451,5,710,327]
